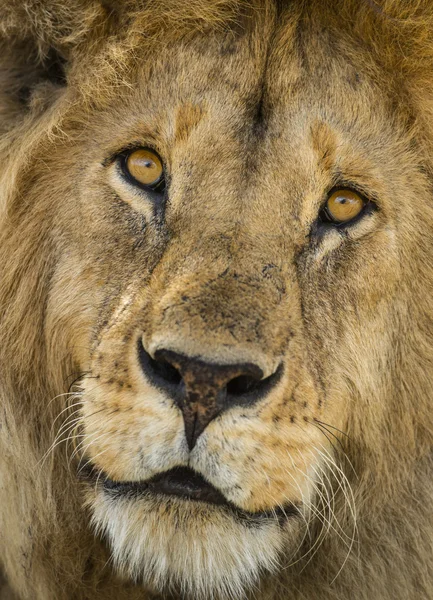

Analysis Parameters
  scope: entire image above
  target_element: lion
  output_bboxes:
[0,0,432,598]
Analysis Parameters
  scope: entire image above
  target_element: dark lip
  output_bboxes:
[81,465,298,525]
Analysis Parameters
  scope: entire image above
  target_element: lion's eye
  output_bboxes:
[123,148,165,192]
[322,189,366,224]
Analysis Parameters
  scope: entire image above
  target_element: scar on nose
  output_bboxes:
[175,102,206,144]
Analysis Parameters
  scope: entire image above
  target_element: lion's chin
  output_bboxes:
[88,489,292,599]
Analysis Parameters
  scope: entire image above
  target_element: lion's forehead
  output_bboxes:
[92,24,392,153]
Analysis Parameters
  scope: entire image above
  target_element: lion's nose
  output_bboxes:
[138,342,282,450]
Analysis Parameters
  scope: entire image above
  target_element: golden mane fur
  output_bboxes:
[0,1,432,599]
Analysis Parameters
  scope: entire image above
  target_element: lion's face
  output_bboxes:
[30,11,424,600]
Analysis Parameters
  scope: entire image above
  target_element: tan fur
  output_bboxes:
[0,1,432,599]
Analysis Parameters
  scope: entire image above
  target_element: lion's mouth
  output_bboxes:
[104,466,228,505]
[82,465,298,524]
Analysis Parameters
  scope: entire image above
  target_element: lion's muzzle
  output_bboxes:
[138,341,283,449]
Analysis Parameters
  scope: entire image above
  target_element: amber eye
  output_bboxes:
[123,148,165,191]
[323,189,366,224]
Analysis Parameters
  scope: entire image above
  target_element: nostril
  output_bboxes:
[138,341,182,390]
[150,355,182,385]
[226,374,261,396]
[226,364,283,400]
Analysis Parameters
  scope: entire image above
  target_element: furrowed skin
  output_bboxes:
[0,1,432,599]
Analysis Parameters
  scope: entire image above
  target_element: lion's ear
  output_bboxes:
[0,1,111,115]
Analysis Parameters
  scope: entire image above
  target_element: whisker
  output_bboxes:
[77,447,110,478]
[70,428,108,466]
[313,421,358,478]
[50,401,84,432]
[310,444,358,582]
[314,419,351,440]
[284,453,331,566]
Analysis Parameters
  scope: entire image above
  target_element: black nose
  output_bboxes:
[138,343,282,450]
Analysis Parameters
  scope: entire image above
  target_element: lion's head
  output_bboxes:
[0,2,432,599]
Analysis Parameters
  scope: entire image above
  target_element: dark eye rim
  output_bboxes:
[318,186,375,227]
[118,147,166,194]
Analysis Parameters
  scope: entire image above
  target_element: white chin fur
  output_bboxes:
[90,491,286,599]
